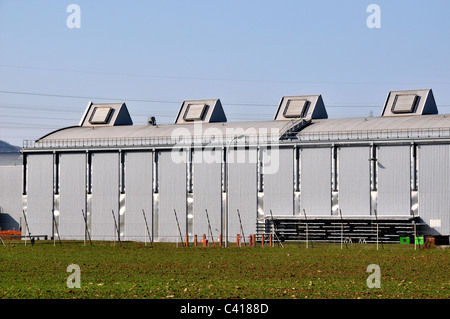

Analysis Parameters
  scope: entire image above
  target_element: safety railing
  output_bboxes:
[23,127,450,149]
[298,127,450,141]
[23,133,286,149]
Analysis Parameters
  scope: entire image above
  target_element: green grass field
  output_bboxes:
[0,241,448,299]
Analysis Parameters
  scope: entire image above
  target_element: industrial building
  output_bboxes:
[0,152,22,231]
[10,88,450,244]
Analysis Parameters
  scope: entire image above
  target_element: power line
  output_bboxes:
[0,113,76,121]
[0,89,180,104]
[5,89,450,109]
[0,104,80,114]
[2,63,450,85]
[0,89,275,107]
[0,122,60,129]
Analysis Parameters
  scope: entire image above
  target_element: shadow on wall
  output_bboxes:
[0,213,20,231]
[418,218,442,236]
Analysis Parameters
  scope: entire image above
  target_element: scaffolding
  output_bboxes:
[260,216,425,245]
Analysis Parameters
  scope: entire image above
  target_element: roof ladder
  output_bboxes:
[279,118,312,140]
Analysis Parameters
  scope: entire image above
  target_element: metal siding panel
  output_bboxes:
[124,151,153,241]
[26,154,54,236]
[91,152,119,240]
[158,150,186,242]
[418,144,450,235]
[193,149,222,241]
[300,147,331,216]
[377,146,411,216]
[338,147,371,216]
[263,147,294,216]
[58,153,86,240]
[228,148,257,239]
[0,166,22,230]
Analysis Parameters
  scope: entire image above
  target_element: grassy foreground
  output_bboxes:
[0,241,448,299]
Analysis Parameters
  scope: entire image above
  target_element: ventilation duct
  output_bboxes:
[274,95,327,121]
[381,89,437,117]
[175,99,227,124]
[79,102,133,127]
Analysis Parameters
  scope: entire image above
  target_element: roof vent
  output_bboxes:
[89,106,113,124]
[381,89,437,117]
[175,99,227,124]
[79,101,133,127]
[274,95,327,121]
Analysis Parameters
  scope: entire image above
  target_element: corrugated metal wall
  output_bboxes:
[91,152,119,240]
[0,166,22,230]
[300,147,331,216]
[193,148,222,241]
[58,153,86,240]
[26,153,54,237]
[21,140,450,240]
[228,147,257,239]
[124,151,153,241]
[377,146,411,216]
[158,150,187,242]
[418,144,450,235]
[263,147,294,216]
[338,147,371,216]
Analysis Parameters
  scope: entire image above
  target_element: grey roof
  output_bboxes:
[301,113,450,133]
[296,113,450,142]
[37,120,290,140]
[39,112,450,139]
[26,120,295,148]
[26,112,450,149]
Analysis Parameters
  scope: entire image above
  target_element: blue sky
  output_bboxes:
[0,0,449,146]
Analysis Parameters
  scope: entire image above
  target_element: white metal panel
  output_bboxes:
[391,94,418,113]
[418,144,450,235]
[91,152,119,240]
[0,166,22,230]
[300,147,331,216]
[184,103,206,121]
[89,107,113,124]
[338,147,371,216]
[228,148,257,240]
[263,147,294,216]
[377,146,411,216]
[26,153,54,237]
[284,99,308,118]
[193,149,222,241]
[58,153,86,240]
[124,151,153,241]
[158,150,187,242]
